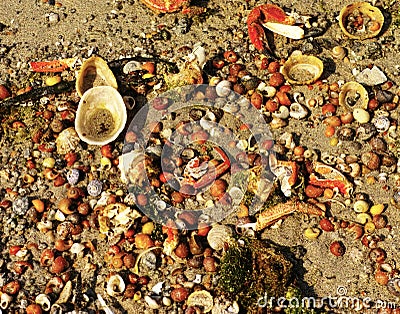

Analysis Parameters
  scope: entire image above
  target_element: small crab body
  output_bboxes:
[140,0,190,13]
[247,4,304,54]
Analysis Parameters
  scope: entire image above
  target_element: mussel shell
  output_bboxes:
[376,89,394,104]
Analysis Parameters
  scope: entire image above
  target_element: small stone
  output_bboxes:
[48,13,59,24]
[12,197,29,215]
[353,108,370,124]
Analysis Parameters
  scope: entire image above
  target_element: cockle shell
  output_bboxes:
[339,82,369,110]
[339,2,384,40]
[281,54,323,85]
[106,274,125,297]
[76,56,118,97]
[206,224,233,251]
[56,127,80,155]
[75,86,127,146]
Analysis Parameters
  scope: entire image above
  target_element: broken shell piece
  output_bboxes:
[290,103,308,119]
[187,290,213,313]
[76,56,118,97]
[75,86,127,145]
[106,274,125,297]
[339,2,384,40]
[281,54,323,85]
[355,66,387,86]
[339,82,368,110]
[207,224,233,251]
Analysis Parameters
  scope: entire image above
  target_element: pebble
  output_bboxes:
[353,108,370,124]
[48,13,59,24]
[355,66,387,86]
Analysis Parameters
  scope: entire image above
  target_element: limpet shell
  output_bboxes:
[207,224,233,251]
[339,2,384,40]
[281,54,323,85]
[339,82,369,110]
[56,127,81,155]
[76,56,118,97]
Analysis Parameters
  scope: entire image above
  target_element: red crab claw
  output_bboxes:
[247,4,299,55]
[29,57,77,73]
[193,147,230,190]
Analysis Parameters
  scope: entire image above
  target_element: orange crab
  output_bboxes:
[140,0,205,14]
[247,4,305,54]
[179,147,231,194]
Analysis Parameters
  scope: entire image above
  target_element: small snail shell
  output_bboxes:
[35,294,51,311]
[207,224,233,251]
[0,293,12,309]
[332,46,347,60]
[106,274,126,297]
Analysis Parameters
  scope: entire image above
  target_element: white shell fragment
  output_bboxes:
[187,290,214,313]
[35,294,51,311]
[289,103,308,119]
[355,66,387,86]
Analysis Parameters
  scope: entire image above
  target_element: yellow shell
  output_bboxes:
[75,56,118,97]
[338,2,384,40]
[281,54,323,85]
[339,82,369,110]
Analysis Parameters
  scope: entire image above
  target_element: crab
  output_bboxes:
[140,0,205,14]
[180,146,231,193]
[247,4,306,55]
[29,57,78,72]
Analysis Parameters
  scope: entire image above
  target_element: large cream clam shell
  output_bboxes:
[339,2,384,40]
[76,56,118,97]
[281,55,323,85]
[339,81,369,110]
[75,86,127,145]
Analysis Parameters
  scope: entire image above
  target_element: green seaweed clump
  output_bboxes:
[218,239,293,313]
[218,244,253,294]
[284,286,326,314]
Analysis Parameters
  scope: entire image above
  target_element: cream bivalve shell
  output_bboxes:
[75,86,127,145]
[281,54,323,85]
[76,56,118,97]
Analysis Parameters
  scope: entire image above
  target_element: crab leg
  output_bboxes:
[29,57,77,73]
[193,147,230,190]
[255,199,324,231]
[247,4,303,54]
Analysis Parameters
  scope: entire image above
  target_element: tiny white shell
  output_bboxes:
[145,296,161,309]
[216,80,232,97]
[0,293,12,309]
[272,106,290,119]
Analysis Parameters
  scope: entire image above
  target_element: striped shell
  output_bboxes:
[87,180,102,197]
[206,224,233,251]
